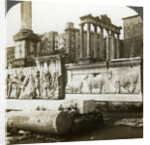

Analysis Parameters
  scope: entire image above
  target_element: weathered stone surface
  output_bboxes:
[95,101,143,112]
[21,2,32,30]
[123,15,143,58]
[7,111,72,135]
[71,113,103,132]
[6,54,65,100]
[64,99,96,114]
[66,58,142,95]
[114,118,143,127]
[12,29,40,68]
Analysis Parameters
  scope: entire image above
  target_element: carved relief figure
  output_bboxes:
[41,70,51,99]
[8,73,20,99]
[7,74,12,98]
[120,71,138,93]
[34,71,41,98]
[6,57,63,99]
[57,35,66,51]
[66,68,139,95]
[86,73,106,94]
[107,70,139,94]
[19,73,36,99]
[66,77,83,94]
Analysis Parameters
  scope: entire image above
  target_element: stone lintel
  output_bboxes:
[66,57,142,70]
[36,54,63,63]
[80,13,92,20]
[80,16,122,34]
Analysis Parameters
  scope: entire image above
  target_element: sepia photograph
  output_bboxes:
[5,0,143,144]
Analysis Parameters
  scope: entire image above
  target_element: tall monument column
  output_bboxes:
[106,29,110,61]
[13,1,40,68]
[116,33,120,58]
[80,23,84,59]
[100,27,104,60]
[110,31,115,60]
[87,23,91,58]
[21,1,32,30]
[93,24,97,59]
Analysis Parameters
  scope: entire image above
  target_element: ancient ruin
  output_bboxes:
[5,2,143,144]
[6,4,142,100]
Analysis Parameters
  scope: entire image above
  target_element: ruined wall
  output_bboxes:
[37,31,66,56]
[6,55,65,100]
[38,31,58,56]
[65,58,142,95]
[123,15,143,58]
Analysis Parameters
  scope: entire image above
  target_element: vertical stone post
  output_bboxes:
[21,2,32,30]
[80,24,84,59]
[106,29,110,61]
[65,22,74,54]
[93,24,97,59]
[87,23,91,58]
[116,33,120,58]
[100,27,104,60]
[110,31,115,60]
[12,1,40,68]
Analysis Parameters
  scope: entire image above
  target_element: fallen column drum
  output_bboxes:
[7,111,72,135]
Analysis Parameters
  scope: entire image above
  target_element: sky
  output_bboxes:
[6,1,138,47]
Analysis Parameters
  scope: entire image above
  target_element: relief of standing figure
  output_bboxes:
[41,70,51,99]
[8,73,20,99]
[34,71,41,98]
[20,73,36,99]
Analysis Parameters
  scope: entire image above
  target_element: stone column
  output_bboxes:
[100,27,104,60]
[116,33,120,58]
[12,1,40,68]
[93,24,97,59]
[106,29,110,61]
[21,1,32,30]
[110,31,115,60]
[80,24,84,59]
[87,23,91,58]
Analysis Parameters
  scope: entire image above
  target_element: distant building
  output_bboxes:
[122,15,143,58]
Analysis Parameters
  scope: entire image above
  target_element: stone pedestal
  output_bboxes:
[12,29,40,68]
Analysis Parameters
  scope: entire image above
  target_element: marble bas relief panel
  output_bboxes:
[66,65,141,94]
[6,57,63,99]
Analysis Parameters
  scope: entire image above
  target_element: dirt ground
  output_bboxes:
[6,112,143,144]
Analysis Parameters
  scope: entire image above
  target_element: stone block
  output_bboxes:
[64,99,96,114]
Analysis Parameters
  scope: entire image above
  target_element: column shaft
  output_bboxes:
[21,2,32,30]
[106,30,110,61]
[80,24,84,59]
[116,33,120,58]
[87,23,91,58]
[110,31,115,60]
[100,27,104,60]
[93,25,97,59]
